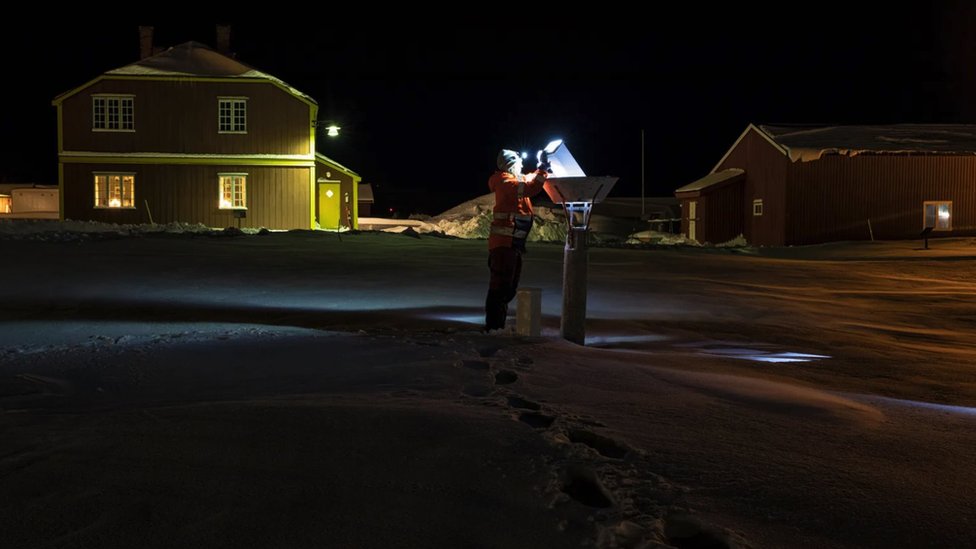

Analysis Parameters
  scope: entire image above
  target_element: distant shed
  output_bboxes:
[676,124,976,245]
[358,183,374,216]
[0,185,59,219]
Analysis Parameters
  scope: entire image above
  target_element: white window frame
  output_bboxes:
[923,201,952,231]
[752,198,763,216]
[92,95,135,132]
[93,172,136,209]
[218,97,247,134]
[218,173,247,210]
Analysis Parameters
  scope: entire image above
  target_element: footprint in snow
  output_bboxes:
[494,369,518,385]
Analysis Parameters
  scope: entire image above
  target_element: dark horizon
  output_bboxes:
[2,10,972,216]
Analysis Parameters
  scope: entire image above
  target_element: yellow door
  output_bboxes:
[688,200,697,241]
[318,182,341,229]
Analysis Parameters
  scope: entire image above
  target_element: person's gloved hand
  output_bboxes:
[536,150,551,172]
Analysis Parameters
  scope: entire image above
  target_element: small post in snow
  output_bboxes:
[921,226,933,250]
[516,287,542,337]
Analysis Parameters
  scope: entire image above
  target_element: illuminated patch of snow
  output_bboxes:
[698,347,830,363]
[421,312,484,325]
[673,341,830,363]
[585,334,671,346]
[865,396,976,417]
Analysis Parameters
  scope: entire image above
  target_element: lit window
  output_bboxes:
[219,174,247,209]
[752,198,763,216]
[218,98,247,133]
[94,173,135,208]
[924,201,952,231]
[92,96,134,131]
[0,194,10,213]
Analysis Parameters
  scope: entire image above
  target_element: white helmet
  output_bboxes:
[496,149,520,172]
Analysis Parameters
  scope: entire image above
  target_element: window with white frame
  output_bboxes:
[92,95,134,131]
[752,198,763,216]
[218,98,247,133]
[924,201,952,231]
[94,173,135,208]
[219,174,247,209]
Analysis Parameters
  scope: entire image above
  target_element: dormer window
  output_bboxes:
[218,97,247,133]
[92,95,134,131]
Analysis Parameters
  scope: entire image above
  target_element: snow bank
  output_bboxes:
[626,230,698,246]
[413,193,567,242]
[0,219,268,241]
[716,234,749,247]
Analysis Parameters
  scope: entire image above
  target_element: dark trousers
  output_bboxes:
[485,246,523,330]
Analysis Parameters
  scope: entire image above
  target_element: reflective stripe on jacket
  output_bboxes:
[487,170,547,250]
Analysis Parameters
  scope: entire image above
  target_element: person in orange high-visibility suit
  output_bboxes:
[485,149,549,331]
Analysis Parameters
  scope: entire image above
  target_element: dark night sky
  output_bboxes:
[1,8,970,215]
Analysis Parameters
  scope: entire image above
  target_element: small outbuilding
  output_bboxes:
[676,124,976,245]
[357,183,374,217]
[0,185,59,219]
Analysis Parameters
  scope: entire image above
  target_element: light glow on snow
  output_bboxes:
[867,395,976,417]
[585,334,670,346]
[423,312,484,325]
[698,347,831,363]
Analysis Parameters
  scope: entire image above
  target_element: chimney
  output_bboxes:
[216,24,232,55]
[139,26,154,59]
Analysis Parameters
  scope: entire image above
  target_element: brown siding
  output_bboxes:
[716,128,790,246]
[315,159,356,228]
[679,198,690,237]
[61,78,311,155]
[700,183,744,244]
[786,155,976,245]
[62,163,311,229]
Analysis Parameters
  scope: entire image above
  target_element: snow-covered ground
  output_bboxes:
[2,219,975,548]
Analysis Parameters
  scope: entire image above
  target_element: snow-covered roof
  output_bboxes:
[675,168,745,194]
[759,124,976,162]
[108,41,258,77]
[55,42,315,106]
[315,152,360,178]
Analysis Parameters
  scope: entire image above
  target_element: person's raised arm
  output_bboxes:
[524,170,548,196]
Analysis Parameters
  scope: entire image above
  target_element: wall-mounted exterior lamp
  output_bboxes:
[313,120,341,137]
